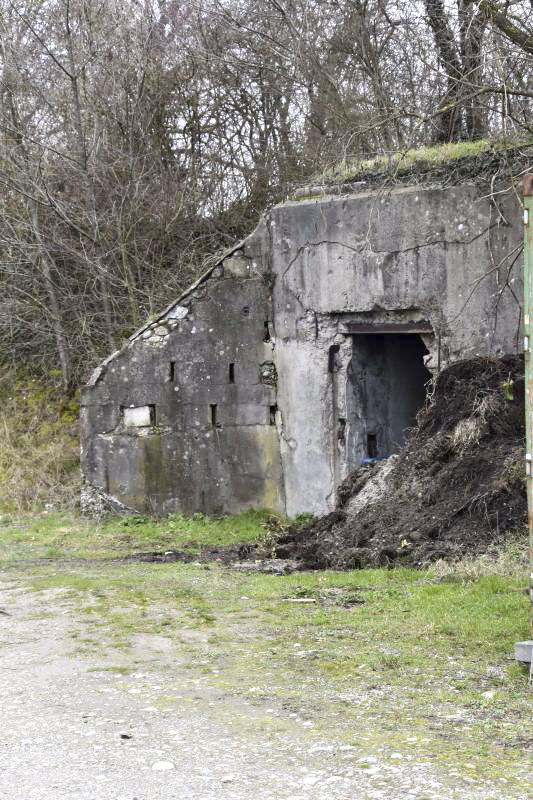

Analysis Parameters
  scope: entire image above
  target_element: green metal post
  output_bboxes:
[523,174,533,641]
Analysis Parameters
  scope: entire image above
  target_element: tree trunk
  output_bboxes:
[30,204,71,387]
[479,1,533,56]
[459,1,487,140]
[424,0,464,141]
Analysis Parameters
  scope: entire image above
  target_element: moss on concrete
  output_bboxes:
[314,137,533,190]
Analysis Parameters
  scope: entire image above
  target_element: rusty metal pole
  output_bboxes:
[523,175,533,644]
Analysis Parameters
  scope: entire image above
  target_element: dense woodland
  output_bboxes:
[1,0,533,386]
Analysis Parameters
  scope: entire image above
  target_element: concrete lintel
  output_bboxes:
[340,321,434,335]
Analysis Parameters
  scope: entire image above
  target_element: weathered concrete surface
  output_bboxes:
[270,184,522,515]
[82,226,283,516]
[82,181,523,516]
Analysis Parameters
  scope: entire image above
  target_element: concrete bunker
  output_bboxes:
[81,178,523,518]
[344,324,433,469]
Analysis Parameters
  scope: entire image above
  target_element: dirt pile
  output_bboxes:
[275,356,527,569]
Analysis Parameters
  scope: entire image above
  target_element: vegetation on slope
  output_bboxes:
[0,370,80,513]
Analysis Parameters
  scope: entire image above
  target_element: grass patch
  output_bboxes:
[429,536,529,581]
[0,508,273,563]
[318,136,533,186]
[112,508,276,551]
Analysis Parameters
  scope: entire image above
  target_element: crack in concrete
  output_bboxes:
[280,224,497,283]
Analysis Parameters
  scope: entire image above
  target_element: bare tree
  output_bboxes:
[1,0,533,383]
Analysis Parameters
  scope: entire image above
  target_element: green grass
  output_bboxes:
[319,136,533,186]
[1,513,532,792]
[0,508,275,562]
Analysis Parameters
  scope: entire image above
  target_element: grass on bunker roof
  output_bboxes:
[0,511,532,790]
[316,136,533,186]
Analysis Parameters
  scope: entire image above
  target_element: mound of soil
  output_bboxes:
[275,356,527,569]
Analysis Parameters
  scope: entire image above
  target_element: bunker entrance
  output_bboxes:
[346,332,431,469]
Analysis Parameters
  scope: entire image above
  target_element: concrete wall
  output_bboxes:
[81,229,284,515]
[81,180,523,517]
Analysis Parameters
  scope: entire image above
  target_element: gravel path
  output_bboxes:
[0,578,527,800]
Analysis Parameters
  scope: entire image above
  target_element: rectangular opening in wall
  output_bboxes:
[345,332,432,470]
[123,404,156,428]
[209,403,218,427]
[328,344,340,373]
[269,405,277,425]
[264,321,271,342]
[338,417,346,444]
[169,361,175,382]
[367,433,378,458]
[229,363,235,383]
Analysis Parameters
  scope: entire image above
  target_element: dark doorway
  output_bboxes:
[346,333,431,468]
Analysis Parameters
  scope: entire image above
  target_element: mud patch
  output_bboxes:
[119,550,194,564]
[116,543,260,567]
[275,355,527,569]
